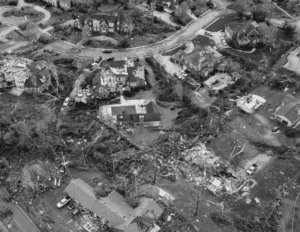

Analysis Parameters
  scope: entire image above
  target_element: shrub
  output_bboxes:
[18,23,27,31]
[285,128,300,138]
[115,39,130,49]
[8,1,18,6]
[94,184,113,199]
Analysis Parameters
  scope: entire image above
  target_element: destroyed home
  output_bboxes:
[100,96,161,127]
[74,13,130,35]
[225,21,260,47]
[65,178,164,232]
[0,56,32,94]
[94,59,146,96]
[204,73,234,91]
[236,94,266,114]
[171,46,224,78]
[274,94,300,128]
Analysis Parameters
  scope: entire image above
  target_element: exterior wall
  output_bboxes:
[274,115,292,127]
[225,25,234,40]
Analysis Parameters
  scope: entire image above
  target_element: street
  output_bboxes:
[0,187,40,232]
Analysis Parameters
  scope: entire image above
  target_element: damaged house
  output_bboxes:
[171,46,224,79]
[100,96,161,127]
[65,178,164,232]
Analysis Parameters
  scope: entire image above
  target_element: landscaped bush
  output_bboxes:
[8,0,18,6]
[18,22,27,31]
[285,128,300,138]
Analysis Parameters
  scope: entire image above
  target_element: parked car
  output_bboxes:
[95,56,102,63]
[56,196,71,208]
[246,164,258,176]
[63,97,70,106]
[90,62,98,70]
[72,208,81,218]
[179,70,188,77]
[173,73,182,79]
[272,126,280,133]
[103,50,112,53]
[77,90,83,98]
[86,89,92,96]
[68,99,75,106]
[221,39,227,46]
[107,57,115,61]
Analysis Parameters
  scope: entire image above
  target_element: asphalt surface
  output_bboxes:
[0,187,40,232]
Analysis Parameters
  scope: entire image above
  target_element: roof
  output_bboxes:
[275,95,300,124]
[237,22,259,40]
[65,179,164,231]
[146,101,159,114]
[127,62,144,83]
[100,60,127,68]
[111,105,136,115]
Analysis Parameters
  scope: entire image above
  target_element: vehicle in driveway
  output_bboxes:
[246,164,258,176]
[72,208,81,218]
[68,203,75,210]
[107,57,115,61]
[57,196,71,208]
[63,97,70,106]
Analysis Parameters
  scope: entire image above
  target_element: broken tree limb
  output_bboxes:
[231,143,246,159]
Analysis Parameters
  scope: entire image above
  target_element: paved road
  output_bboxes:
[49,9,224,60]
[0,187,40,232]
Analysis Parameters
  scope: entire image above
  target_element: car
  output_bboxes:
[68,99,75,106]
[95,56,102,63]
[246,164,258,176]
[272,126,280,133]
[179,70,188,77]
[63,97,70,106]
[103,50,112,53]
[56,196,71,208]
[72,208,81,218]
[90,62,98,70]
[86,89,92,96]
[77,90,83,98]
[173,73,182,80]
[107,57,115,61]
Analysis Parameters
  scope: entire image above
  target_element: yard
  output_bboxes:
[3,7,44,23]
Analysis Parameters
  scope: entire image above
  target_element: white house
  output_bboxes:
[236,94,266,114]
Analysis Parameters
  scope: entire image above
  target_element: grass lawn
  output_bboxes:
[6,30,28,42]
[192,35,212,47]
[55,28,82,44]
[3,7,44,23]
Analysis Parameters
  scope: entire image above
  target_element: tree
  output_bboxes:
[116,38,130,48]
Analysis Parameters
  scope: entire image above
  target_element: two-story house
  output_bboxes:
[74,13,130,35]
[225,21,260,47]
[171,46,224,79]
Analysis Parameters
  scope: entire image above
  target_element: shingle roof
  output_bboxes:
[146,101,159,114]
[237,22,258,40]
[65,179,164,231]
[275,102,300,124]
[111,105,136,115]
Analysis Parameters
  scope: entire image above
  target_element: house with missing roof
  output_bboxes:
[93,59,146,98]
[225,21,260,47]
[236,94,266,114]
[65,178,164,232]
[171,46,224,78]
[274,95,300,128]
[100,95,161,127]
[137,184,175,202]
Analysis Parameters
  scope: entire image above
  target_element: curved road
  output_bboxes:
[50,9,225,60]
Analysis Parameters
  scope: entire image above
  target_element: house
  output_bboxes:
[171,46,223,78]
[115,100,161,127]
[74,13,129,35]
[100,96,161,127]
[236,94,266,114]
[65,178,164,232]
[284,47,300,75]
[225,21,260,47]
[0,56,33,94]
[99,59,146,89]
[127,63,146,88]
[274,94,300,128]
[24,61,52,93]
[204,73,234,91]
[93,84,110,99]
